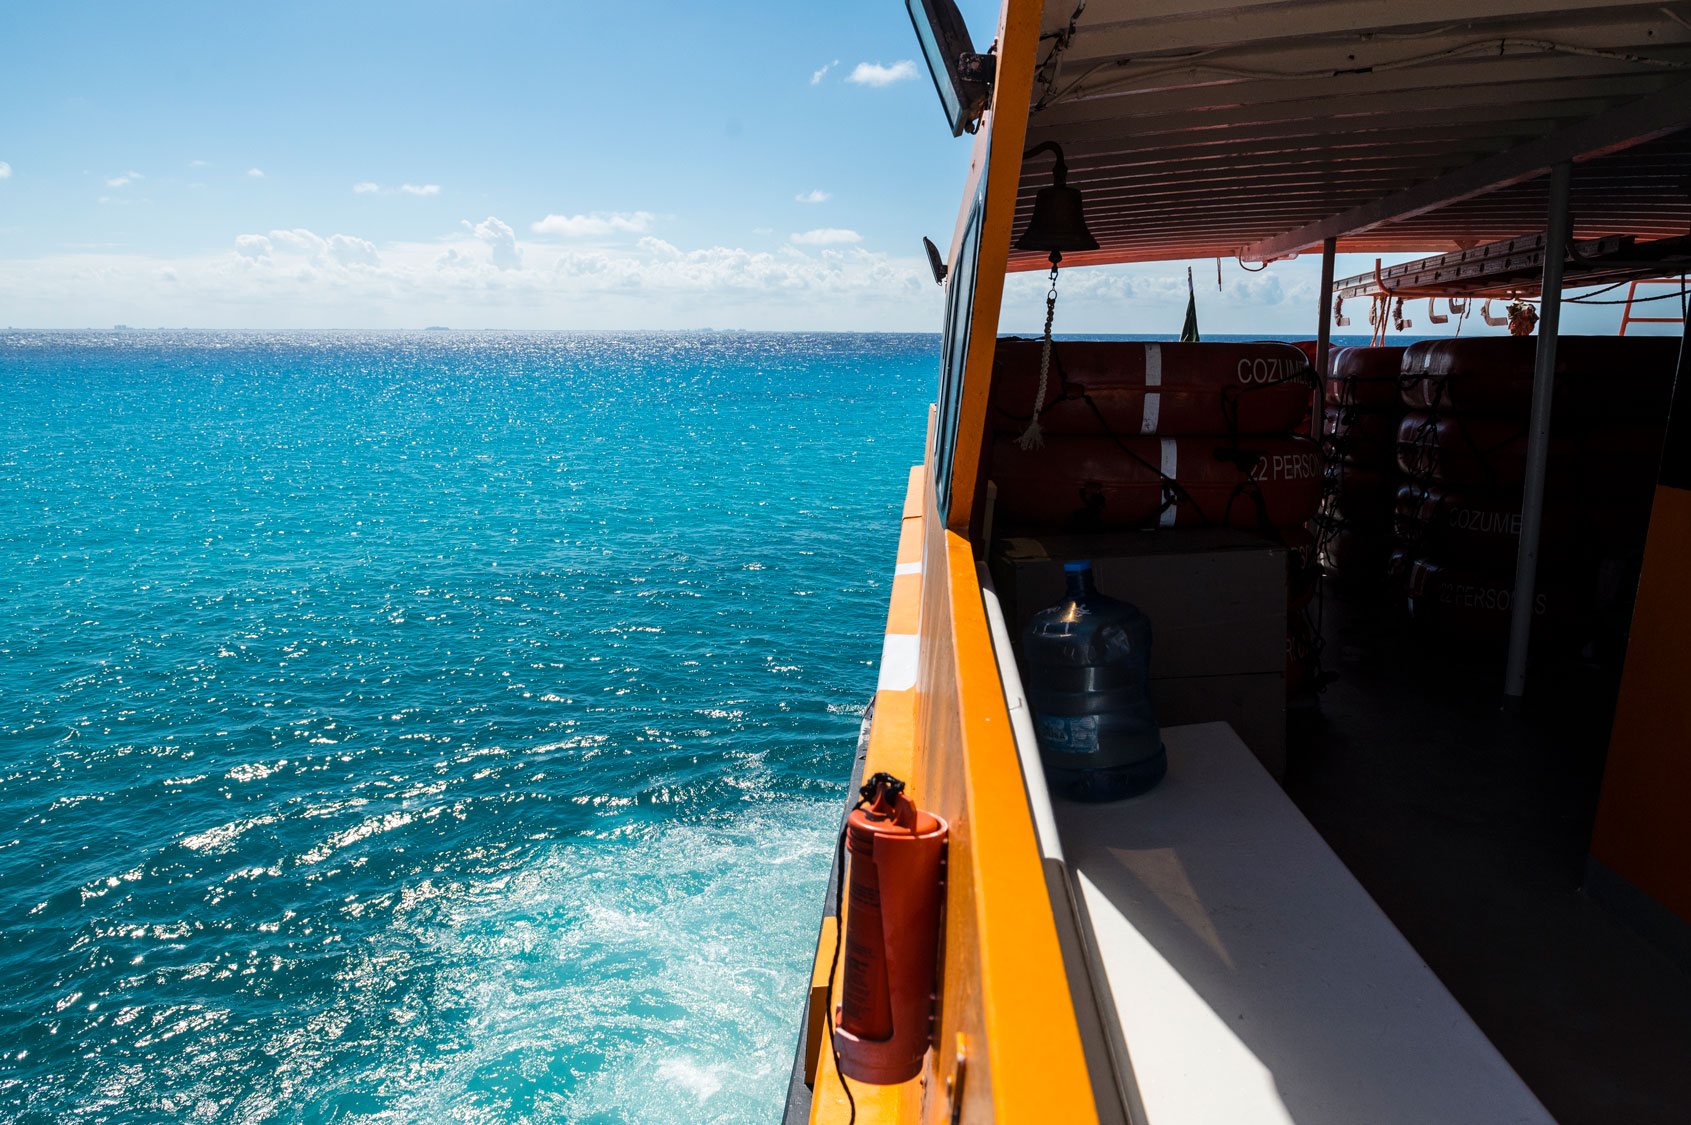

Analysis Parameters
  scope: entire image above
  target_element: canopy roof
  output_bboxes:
[1009,0,1691,271]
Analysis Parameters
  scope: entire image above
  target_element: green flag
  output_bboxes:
[1179,265,1200,342]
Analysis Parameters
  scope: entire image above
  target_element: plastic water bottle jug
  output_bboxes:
[1021,560,1165,801]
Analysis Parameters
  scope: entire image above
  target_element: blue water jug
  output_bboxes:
[1021,560,1165,801]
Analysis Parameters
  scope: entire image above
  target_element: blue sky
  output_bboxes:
[0,1,1659,333]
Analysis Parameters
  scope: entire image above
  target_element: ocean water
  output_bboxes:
[0,331,936,1124]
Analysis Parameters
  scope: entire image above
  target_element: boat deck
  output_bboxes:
[1288,594,1691,1125]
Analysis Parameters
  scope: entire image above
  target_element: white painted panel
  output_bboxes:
[876,633,920,693]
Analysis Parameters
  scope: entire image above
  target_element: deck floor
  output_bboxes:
[1285,592,1691,1125]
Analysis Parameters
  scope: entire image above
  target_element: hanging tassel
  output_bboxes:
[1017,335,1051,450]
[1017,258,1061,451]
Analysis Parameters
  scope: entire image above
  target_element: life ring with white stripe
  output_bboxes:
[990,434,1323,531]
[990,339,1313,438]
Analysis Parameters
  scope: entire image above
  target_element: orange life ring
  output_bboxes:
[1399,336,1678,416]
[1396,412,1665,491]
[991,434,1324,531]
[990,339,1313,437]
[1323,345,1408,410]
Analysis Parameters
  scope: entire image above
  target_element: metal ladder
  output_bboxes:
[1617,278,1686,336]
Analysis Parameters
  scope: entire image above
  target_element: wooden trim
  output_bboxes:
[945,0,1045,533]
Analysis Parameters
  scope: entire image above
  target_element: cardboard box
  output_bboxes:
[990,529,1288,774]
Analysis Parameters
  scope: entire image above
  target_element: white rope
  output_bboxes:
[1017,263,1062,450]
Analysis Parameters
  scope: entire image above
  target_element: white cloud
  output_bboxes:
[0,161,12,180]
[467,216,521,270]
[400,183,440,196]
[189,159,209,168]
[791,228,861,245]
[637,236,681,258]
[531,211,656,237]
[328,233,380,266]
[795,189,831,204]
[105,171,142,188]
[811,59,840,85]
[238,228,379,268]
[353,181,380,194]
[847,60,918,86]
[247,168,264,178]
[269,228,326,256]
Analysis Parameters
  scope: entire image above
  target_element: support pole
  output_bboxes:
[1503,160,1573,703]
[1315,237,1336,382]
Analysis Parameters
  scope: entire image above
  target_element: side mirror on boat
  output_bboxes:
[922,236,948,286]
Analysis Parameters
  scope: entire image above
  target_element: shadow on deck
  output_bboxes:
[1287,591,1691,1125]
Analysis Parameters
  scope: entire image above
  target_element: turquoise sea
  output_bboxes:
[0,331,935,1124]
[2,329,1405,1123]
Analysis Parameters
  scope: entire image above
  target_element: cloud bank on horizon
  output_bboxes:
[0,217,942,329]
[0,203,1490,334]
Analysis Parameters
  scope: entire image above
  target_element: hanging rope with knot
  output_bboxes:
[1017,256,1063,451]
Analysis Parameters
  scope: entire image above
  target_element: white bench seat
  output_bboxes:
[1054,722,1557,1125]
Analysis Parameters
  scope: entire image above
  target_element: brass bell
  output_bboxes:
[1016,141,1099,257]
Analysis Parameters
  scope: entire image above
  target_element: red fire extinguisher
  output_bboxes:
[831,771,949,1086]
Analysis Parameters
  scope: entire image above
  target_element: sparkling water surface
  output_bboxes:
[0,331,936,1124]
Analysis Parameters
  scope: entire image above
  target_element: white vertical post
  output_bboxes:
[1503,161,1573,702]
[1315,237,1337,384]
